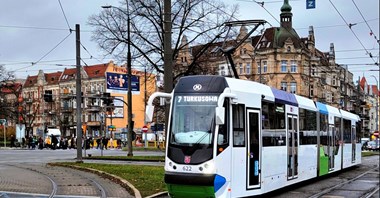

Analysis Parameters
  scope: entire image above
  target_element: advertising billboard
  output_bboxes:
[106,72,140,94]
[107,96,124,118]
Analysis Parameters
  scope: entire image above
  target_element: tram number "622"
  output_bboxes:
[182,166,192,171]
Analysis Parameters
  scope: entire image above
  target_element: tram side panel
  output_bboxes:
[261,145,288,193]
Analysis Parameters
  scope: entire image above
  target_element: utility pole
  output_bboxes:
[163,0,173,133]
[125,1,134,157]
[75,24,83,162]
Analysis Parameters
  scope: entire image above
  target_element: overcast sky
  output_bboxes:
[0,0,379,85]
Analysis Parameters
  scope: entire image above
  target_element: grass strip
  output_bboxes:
[362,151,380,157]
[53,162,166,197]
[85,155,165,161]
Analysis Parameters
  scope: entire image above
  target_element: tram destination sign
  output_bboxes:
[177,95,218,103]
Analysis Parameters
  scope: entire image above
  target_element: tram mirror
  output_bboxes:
[145,105,154,123]
[215,106,225,125]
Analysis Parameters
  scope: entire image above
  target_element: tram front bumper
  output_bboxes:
[165,172,226,198]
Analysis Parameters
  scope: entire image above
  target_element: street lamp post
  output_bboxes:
[102,3,134,156]
[370,75,379,133]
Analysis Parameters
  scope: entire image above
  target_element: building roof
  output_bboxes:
[45,72,62,85]
[24,75,38,88]
[60,68,77,82]
[83,63,108,79]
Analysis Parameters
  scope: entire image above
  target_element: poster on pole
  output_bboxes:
[106,72,140,94]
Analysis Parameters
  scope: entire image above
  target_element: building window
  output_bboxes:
[246,63,251,74]
[281,60,287,72]
[290,82,297,93]
[263,61,268,73]
[257,61,261,74]
[290,60,297,72]
[310,85,314,97]
[287,46,291,52]
[281,82,287,91]
[239,63,243,74]
[219,64,229,76]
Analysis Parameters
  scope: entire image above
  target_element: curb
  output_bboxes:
[145,191,168,198]
[50,163,142,198]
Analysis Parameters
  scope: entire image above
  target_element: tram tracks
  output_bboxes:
[1,163,122,198]
[309,165,380,198]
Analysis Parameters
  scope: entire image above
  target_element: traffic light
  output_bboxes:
[102,92,111,106]
[44,90,53,102]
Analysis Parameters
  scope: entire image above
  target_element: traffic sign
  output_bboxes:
[142,125,148,133]
[306,0,315,9]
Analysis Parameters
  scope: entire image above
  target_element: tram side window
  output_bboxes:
[335,117,342,144]
[343,119,351,143]
[262,101,286,146]
[233,104,245,147]
[217,99,229,154]
[320,114,328,145]
[299,108,317,145]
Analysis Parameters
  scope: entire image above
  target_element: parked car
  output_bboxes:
[366,140,380,151]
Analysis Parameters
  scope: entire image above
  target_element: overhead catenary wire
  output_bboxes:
[58,0,72,32]
[351,0,379,45]
[11,33,73,72]
[328,0,378,64]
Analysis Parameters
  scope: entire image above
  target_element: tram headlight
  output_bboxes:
[202,162,215,174]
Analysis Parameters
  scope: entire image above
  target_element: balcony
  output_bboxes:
[60,93,74,100]
[86,105,101,112]
[61,107,73,113]
[86,121,101,126]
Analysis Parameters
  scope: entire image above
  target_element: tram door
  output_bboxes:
[351,127,356,163]
[247,110,261,188]
[328,125,335,170]
[287,115,298,180]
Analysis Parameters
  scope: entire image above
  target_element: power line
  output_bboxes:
[328,0,377,64]
[80,42,103,63]
[58,0,72,32]
[351,0,379,45]
[11,33,73,72]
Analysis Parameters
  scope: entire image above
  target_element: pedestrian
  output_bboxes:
[102,136,108,150]
[96,137,101,149]
[109,137,113,149]
[22,137,25,148]
[28,136,33,149]
[70,136,75,149]
[38,136,43,149]
[51,135,57,150]
[10,135,15,148]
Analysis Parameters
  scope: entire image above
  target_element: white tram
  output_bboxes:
[145,75,361,198]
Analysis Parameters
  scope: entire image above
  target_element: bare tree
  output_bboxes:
[89,0,238,81]
[0,65,17,121]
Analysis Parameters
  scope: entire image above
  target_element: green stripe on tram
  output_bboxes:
[167,184,215,198]
[319,146,329,176]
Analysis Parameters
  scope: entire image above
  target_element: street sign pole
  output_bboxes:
[142,125,148,148]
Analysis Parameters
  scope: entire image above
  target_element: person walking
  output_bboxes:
[102,136,108,150]
[38,136,43,149]
[10,135,15,148]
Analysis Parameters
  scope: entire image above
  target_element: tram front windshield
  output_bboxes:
[169,94,217,147]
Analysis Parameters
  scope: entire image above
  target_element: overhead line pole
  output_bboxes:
[163,0,173,134]
[75,24,83,162]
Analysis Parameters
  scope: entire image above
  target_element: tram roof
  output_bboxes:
[316,102,328,115]
[340,109,360,121]
[271,88,298,106]
[225,78,275,101]
[326,104,341,117]
[295,95,317,111]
